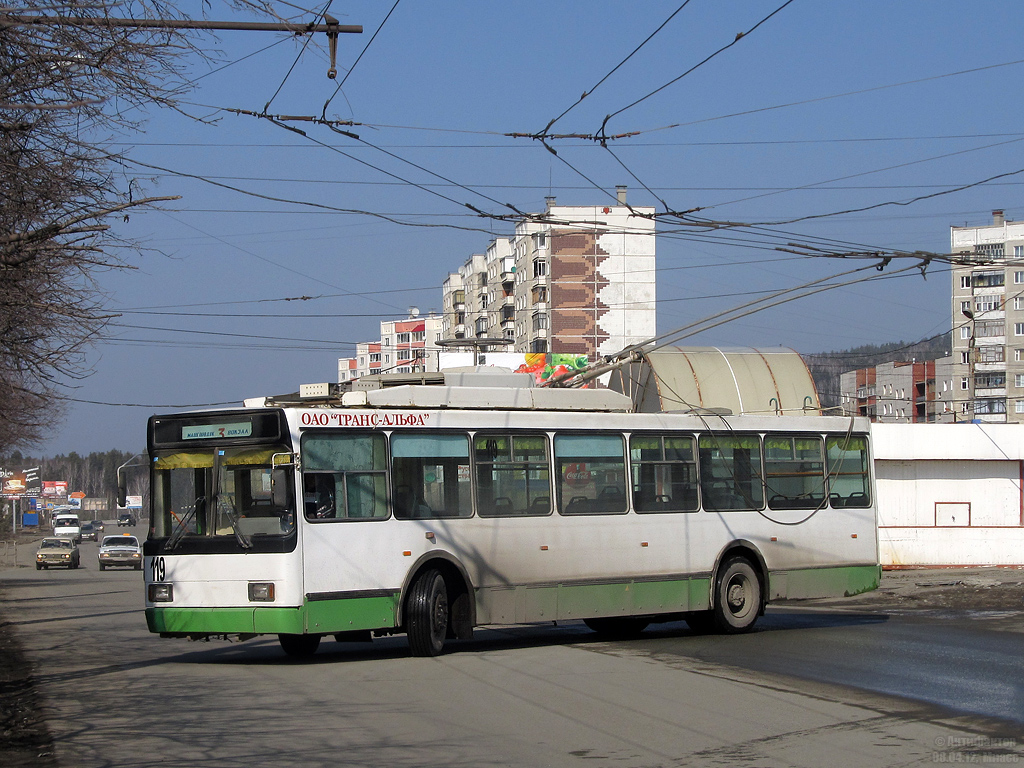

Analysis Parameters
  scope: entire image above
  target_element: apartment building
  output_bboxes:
[442,188,656,356]
[337,312,443,382]
[840,358,954,422]
[950,210,1024,422]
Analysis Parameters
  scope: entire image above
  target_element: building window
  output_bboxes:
[960,276,972,289]
[1016,246,1024,257]
[1016,297,1024,311]
[398,349,412,361]
[975,398,1007,415]
[1016,323,1024,336]
[960,300,970,314]
[533,259,547,278]
[960,351,970,364]
[1015,271,1024,284]
[975,373,1005,389]
[369,353,381,363]
[961,377,970,390]
[412,331,425,342]
[973,271,1005,288]
[381,336,391,347]
[1016,400,1024,413]
[975,296,1001,313]
[532,285,548,304]
[397,333,410,344]
[974,243,1005,259]
[976,320,1003,337]
[977,346,1004,363]
[1015,374,1024,388]
[532,312,548,332]
[961,326,971,340]
[475,317,488,336]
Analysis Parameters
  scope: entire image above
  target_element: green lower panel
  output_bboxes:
[304,593,400,633]
[771,564,881,600]
[632,579,694,614]
[555,583,623,618]
[147,607,306,635]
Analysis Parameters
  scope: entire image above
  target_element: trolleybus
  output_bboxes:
[138,371,879,657]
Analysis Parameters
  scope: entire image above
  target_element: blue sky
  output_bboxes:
[38,0,1024,456]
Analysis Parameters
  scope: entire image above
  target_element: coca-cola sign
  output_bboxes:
[563,463,592,487]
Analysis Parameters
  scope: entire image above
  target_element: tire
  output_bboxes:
[710,557,762,634]
[584,617,650,638]
[279,634,321,659]
[406,569,449,657]
[35,564,41,570]
[99,564,105,571]
[135,563,142,571]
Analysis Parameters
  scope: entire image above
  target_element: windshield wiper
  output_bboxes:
[165,498,203,551]
[216,495,252,549]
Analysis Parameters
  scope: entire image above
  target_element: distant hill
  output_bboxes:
[803,332,951,408]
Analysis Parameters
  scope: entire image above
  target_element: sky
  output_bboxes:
[30,0,1024,457]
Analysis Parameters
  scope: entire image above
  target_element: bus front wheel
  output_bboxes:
[279,633,321,659]
[407,569,448,657]
[711,556,761,634]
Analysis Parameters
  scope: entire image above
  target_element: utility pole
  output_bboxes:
[0,11,362,79]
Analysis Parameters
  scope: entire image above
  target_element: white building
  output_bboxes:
[873,422,1024,566]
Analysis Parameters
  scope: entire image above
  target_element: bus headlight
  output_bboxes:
[148,583,173,602]
[248,582,275,602]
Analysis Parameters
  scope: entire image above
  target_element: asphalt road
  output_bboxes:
[1,532,1022,767]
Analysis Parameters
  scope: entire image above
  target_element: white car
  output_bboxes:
[52,514,82,544]
[98,534,142,571]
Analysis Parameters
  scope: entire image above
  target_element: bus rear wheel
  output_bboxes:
[406,569,448,657]
[584,617,650,638]
[711,556,761,634]
[279,633,321,659]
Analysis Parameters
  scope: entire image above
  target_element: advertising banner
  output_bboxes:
[42,480,68,498]
[1,472,27,496]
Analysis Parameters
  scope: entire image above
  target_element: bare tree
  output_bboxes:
[0,1,276,450]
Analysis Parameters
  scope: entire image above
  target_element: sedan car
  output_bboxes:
[80,521,100,541]
[36,537,81,570]
[98,534,142,570]
[117,513,136,527]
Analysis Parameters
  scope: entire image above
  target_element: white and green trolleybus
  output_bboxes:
[141,370,880,657]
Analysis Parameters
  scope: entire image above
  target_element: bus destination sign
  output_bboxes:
[182,422,253,440]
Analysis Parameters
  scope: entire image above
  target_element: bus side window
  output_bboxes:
[630,434,698,513]
[554,434,628,515]
[303,473,337,519]
[698,434,764,511]
[475,434,551,517]
[391,433,473,519]
[300,434,388,520]
[826,434,871,508]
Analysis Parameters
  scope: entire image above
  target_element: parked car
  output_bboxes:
[52,514,82,543]
[117,513,136,527]
[80,521,100,541]
[36,537,81,570]
[98,534,142,570]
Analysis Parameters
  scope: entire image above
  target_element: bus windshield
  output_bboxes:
[151,445,296,549]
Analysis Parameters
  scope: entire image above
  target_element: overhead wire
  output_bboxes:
[320,0,403,119]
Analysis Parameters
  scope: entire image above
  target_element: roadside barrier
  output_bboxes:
[0,540,16,567]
